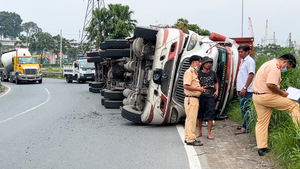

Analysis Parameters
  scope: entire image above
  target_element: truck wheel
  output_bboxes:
[39,79,42,84]
[9,77,13,83]
[76,76,80,84]
[91,88,101,93]
[134,26,158,41]
[101,98,107,105]
[91,82,105,88]
[66,77,72,83]
[104,99,123,109]
[100,40,130,50]
[104,90,124,100]
[100,49,130,59]
[121,105,143,124]
[16,78,19,84]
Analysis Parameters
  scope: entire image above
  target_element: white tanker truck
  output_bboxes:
[0,48,42,84]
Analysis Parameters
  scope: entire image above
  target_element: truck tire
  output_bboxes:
[89,87,92,92]
[121,105,143,124]
[100,49,130,59]
[39,79,43,84]
[91,82,105,88]
[103,90,124,100]
[100,40,130,50]
[104,99,123,109]
[16,78,20,84]
[91,88,101,93]
[101,98,107,105]
[9,76,13,83]
[134,26,158,41]
[76,76,80,84]
[66,77,72,83]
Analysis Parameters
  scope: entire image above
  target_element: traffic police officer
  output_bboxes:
[183,55,205,146]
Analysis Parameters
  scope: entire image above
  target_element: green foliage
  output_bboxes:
[29,32,55,54]
[86,3,137,49]
[173,18,210,35]
[0,11,23,39]
[42,74,63,79]
[41,64,60,68]
[66,47,80,61]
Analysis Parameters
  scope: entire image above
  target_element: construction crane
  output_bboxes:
[273,31,276,44]
[263,20,268,47]
[248,17,254,37]
[79,0,105,55]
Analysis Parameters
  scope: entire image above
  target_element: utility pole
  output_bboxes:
[79,0,105,55]
[60,30,63,73]
[241,0,244,37]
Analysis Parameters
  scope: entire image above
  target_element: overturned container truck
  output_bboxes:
[118,26,253,125]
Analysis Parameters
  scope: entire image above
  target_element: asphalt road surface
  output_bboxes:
[0,79,193,169]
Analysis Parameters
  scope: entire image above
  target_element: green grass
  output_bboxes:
[42,67,61,72]
[42,74,64,79]
[225,53,300,169]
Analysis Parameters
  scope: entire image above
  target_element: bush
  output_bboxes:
[41,63,60,68]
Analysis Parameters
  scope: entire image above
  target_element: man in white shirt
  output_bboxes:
[235,45,256,134]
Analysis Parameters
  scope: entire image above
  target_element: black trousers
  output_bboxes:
[197,95,216,121]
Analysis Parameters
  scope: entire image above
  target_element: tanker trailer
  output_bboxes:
[0,48,42,84]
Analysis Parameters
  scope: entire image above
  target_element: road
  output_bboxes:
[0,79,193,169]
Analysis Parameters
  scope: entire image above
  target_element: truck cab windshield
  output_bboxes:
[80,61,95,69]
[18,57,38,64]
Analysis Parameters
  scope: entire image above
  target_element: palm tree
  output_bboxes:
[108,4,137,39]
[86,7,112,49]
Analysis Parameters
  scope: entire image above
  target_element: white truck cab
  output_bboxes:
[63,58,95,83]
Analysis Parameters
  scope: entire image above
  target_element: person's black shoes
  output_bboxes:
[186,141,203,146]
[258,148,270,156]
[237,126,242,130]
[184,140,201,143]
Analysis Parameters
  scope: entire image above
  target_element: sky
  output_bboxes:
[1,0,299,46]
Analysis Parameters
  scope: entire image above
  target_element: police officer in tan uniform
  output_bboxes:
[183,55,205,146]
[252,54,300,156]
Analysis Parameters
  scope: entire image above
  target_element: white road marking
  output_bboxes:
[0,84,11,98]
[176,124,202,169]
[0,87,51,124]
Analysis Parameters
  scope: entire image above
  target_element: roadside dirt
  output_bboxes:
[195,119,280,169]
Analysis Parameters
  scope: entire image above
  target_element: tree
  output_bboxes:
[173,18,210,36]
[52,35,71,63]
[66,47,80,61]
[21,21,42,47]
[107,3,137,39]
[86,7,112,49]
[28,32,55,55]
[0,11,23,39]
[85,3,137,49]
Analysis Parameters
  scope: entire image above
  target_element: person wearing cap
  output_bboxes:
[235,45,256,135]
[183,55,205,146]
[252,53,300,156]
[196,56,218,140]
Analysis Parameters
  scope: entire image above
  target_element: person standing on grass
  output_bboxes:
[183,55,205,146]
[235,45,256,135]
[252,53,300,156]
[196,56,218,140]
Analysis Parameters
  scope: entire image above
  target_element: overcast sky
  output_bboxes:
[1,0,299,46]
